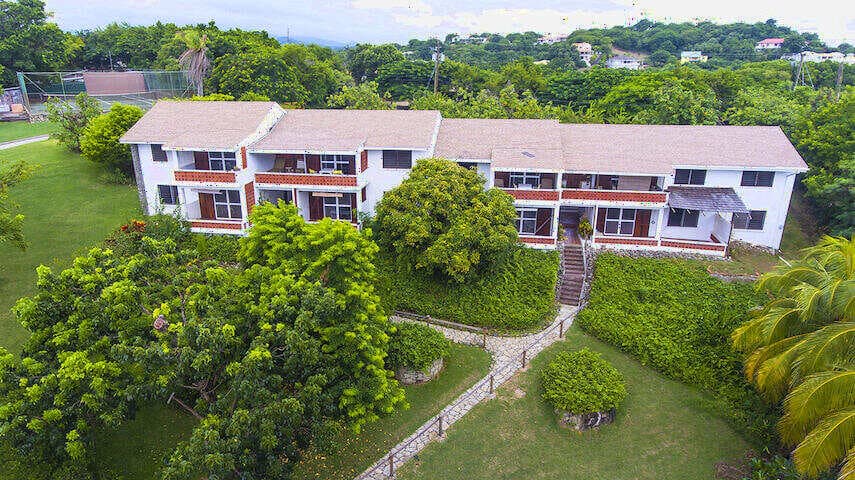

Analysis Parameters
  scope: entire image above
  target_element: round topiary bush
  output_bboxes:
[387,322,451,384]
[541,348,626,430]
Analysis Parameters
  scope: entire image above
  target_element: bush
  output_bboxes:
[541,348,627,414]
[80,103,144,175]
[377,246,559,330]
[45,92,102,152]
[575,253,777,445]
[386,322,451,372]
[193,234,241,262]
[104,214,190,256]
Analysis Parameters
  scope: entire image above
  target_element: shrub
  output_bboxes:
[386,322,451,372]
[45,93,102,152]
[193,234,241,262]
[575,253,776,445]
[104,214,190,255]
[80,103,144,175]
[577,217,593,238]
[377,246,559,330]
[541,348,627,414]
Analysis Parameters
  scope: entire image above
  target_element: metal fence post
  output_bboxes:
[522,350,527,368]
[489,374,494,394]
[438,415,444,436]
[559,318,564,337]
[389,452,394,477]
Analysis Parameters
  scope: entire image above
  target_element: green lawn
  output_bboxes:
[398,327,752,480]
[293,342,492,480]
[0,140,138,352]
[0,121,55,143]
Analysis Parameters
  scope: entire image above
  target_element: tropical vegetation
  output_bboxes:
[540,348,627,414]
[733,236,855,479]
[386,322,451,372]
[80,103,144,176]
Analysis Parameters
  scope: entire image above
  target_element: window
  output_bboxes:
[158,185,179,204]
[208,152,237,171]
[320,154,353,174]
[323,196,352,221]
[213,190,242,219]
[667,208,700,228]
[514,208,538,235]
[151,144,167,162]
[509,172,541,189]
[457,162,477,170]
[382,150,412,169]
[733,210,766,230]
[603,208,636,235]
[260,190,292,204]
[674,169,706,185]
[741,171,774,187]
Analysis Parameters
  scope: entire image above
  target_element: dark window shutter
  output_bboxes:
[741,171,755,186]
[596,208,606,232]
[757,171,774,187]
[151,144,167,162]
[674,169,690,184]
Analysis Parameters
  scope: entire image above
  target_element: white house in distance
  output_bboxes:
[538,33,569,45]
[571,42,593,65]
[781,51,855,64]
[756,38,785,49]
[120,101,808,257]
[606,55,643,70]
[680,51,708,63]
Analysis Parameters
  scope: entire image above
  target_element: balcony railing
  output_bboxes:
[256,172,357,187]
[660,238,726,252]
[519,236,556,246]
[561,189,666,203]
[501,188,560,201]
[174,169,236,183]
[593,236,658,247]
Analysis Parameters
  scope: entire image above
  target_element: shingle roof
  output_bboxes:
[119,100,280,150]
[560,124,808,174]
[667,187,749,213]
[434,118,561,163]
[250,109,441,152]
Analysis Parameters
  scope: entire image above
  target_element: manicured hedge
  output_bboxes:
[575,253,777,445]
[541,348,626,414]
[377,246,559,330]
[387,322,451,372]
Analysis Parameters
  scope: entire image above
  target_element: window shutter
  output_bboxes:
[240,146,247,169]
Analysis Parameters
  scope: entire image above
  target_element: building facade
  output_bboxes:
[121,102,808,257]
[756,38,785,49]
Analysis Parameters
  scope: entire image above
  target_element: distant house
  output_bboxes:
[572,42,594,65]
[538,33,568,45]
[680,51,708,63]
[755,38,785,50]
[782,51,855,64]
[606,55,642,70]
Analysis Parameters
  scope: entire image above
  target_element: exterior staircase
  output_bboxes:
[558,243,585,306]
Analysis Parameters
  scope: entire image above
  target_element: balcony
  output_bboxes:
[501,188,560,201]
[174,169,236,184]
[495,172,559,202]
[561,173,666,204]
[255,171,357,188]
[561,189,666,203]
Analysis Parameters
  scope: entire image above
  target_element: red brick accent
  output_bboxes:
[595,236,658,246]
[520,236,556,245]
[240,146,247,169]
[244,182,255,217]
[190,221,243,230]
[561,189,666,203]
[661,240,726,251]
[501,189,560,201]
[255,173,357,187]
[175,170,236,183]
[360,150,368,172]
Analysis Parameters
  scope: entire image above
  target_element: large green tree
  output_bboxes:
[732,236,855,479]
[345,43,405,83]
[374,159,518,282]
[80,103,144,175]
[0,160,33,250]
[45,92,103,152]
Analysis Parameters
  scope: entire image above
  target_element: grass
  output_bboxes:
[398,327,752,480]
[0,140,138,352]
[292,343,492,480]
[94,404,198,480]
[0,121,55,143]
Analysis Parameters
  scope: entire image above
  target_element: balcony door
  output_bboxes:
[199,193,216,219]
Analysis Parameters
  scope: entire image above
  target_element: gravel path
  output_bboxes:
[0,134,50,150]
[356,306,577,479]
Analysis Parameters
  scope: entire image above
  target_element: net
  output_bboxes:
[16,70,192,114]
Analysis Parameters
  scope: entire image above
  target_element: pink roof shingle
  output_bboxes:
[433,118,562,162]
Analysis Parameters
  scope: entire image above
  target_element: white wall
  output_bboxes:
[137,142,182,216]
[359,149,431,216]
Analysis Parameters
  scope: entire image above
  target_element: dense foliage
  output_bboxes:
[377,246,558,330]
[0,201,406,479]
[45,93,103,152]
[386,322,451,372]
[0,160,33,250]
[575,254,776,444]
[732,236,854,480]
[79,103,144,175]
[540,348,627,414]
[374,158,518,283]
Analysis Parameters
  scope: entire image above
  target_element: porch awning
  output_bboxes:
[666,187,749,213]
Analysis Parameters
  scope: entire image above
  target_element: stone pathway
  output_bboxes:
[0,134,50,150]
[356,306,577,479]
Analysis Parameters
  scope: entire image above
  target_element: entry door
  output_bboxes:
[633,210,651,237]
[199,193,216,219]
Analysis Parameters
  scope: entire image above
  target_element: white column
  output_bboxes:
[552,205,560,241]
[654,207,665,246]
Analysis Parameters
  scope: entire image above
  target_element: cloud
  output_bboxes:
[391,7,630,34]
[350,0,432,15]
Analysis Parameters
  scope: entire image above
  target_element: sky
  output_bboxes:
[45,0,854,46]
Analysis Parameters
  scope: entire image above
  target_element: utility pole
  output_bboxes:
[793,51,804,90]
[433,38,441,94]
[835,60,844,100]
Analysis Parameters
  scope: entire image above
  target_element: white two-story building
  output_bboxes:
[121,101,808,257]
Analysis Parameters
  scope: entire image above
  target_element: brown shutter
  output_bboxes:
[634,209,651,237]
[494,171,510,187]
[240,146,247,169]
[194,151,209,170]
[535,208,552,236]
[199,193,216,219]
[360,150,368,172]
[596,208,606,233]
[308,194,323,221]
[307,155,321,172]
[244,182,255,217]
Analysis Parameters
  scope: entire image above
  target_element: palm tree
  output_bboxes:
[732,235,855,479]
[177,30,210,97]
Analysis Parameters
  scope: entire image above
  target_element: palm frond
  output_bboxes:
[839,446,855,480]
[792,323,855,381]
[793,406,855,478]
[743,335,805,381]
[779,369,855,445]
[755,344,803,402]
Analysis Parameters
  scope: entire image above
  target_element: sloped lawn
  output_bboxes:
[398,328,752,480]
[0,121,55,143]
